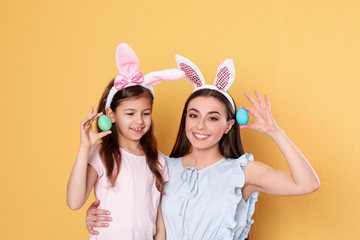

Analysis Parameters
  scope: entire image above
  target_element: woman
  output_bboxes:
[85,55,320,239]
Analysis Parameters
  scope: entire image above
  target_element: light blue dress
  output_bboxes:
[161,153,259,240]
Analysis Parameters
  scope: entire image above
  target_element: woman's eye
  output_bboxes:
[189,114,197,118]
[209,117,218,121]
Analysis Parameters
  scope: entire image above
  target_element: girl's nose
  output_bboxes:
[135,113,144,124]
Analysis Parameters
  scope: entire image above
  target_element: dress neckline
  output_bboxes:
[180,157,226,173]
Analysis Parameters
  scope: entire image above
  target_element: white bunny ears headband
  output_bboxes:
[105,43,185,110]
[175,54,236,111]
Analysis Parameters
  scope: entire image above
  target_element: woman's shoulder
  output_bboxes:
[159,152,182,171]
[224,153,255,168]
[159,152,180,163]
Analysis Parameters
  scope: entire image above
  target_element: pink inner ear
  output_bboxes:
[180,63,202,87]
[215,67,230,90]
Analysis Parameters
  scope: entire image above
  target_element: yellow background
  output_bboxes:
[1,0,359,239]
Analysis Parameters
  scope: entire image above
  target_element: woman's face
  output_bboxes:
[185,96,234,152]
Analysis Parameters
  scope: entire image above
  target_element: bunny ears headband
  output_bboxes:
[105,43,185,110]
[175,54,236,111]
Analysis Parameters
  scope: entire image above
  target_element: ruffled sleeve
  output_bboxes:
[158,153,169,182]
[221,153,259,240]
[159,152,175,177]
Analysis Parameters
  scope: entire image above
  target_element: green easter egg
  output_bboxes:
[98,115,112,131]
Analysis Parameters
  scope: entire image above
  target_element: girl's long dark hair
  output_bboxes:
[97,79,164,192]
[170,89,245,159]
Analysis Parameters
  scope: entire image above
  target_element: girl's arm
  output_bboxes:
[154,198,166,240]
[66,107,111,210]
[241,91,320,197]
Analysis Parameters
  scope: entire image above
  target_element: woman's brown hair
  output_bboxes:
[96,79,164,192]
[170,89,245,159]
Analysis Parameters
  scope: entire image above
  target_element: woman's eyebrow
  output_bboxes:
[208,111,222,116]
[188,108,200,113]
[188,108,222,116]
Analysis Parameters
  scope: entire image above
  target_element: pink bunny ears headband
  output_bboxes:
[175,54,236,111]
[105,43,185,110]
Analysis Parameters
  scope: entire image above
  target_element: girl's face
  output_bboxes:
[185,96,234,152]
[108,96,152,144]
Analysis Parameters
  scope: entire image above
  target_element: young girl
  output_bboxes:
[66,43,184,239]
[85,55,320,240]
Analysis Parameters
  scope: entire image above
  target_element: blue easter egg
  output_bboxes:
[236,108,249,125]
[98,115,112,131]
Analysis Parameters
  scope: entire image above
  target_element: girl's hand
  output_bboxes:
[240,90,280,136]
[86,200,112,235]
[80,107,111,150]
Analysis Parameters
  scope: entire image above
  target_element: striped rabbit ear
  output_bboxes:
[214,59,235,91]
[175,54,205,88]
[116,43,140,77]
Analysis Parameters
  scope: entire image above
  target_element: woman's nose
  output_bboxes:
[196,118,207,130]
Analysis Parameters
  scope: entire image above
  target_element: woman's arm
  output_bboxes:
[86,200,112,235]
[241,91,320,196]
[66,107,111,210]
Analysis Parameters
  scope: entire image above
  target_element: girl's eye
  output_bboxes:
[143,112,151,116]
[126,112,134,115]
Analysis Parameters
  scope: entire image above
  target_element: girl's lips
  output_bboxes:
[131,127,144,133]
[193,132,209,140]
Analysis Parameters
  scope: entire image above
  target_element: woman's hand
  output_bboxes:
[240,90,280,136]
[86,200,112,235]
[80,107,111,150]
[241,90,320,196]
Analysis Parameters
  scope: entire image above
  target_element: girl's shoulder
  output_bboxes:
[89,143,102,158]
[88,143,104,176]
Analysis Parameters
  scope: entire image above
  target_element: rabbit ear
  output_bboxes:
[116,43,140,77]
[175,54,205,88]
[144,69,185,86]
[214,59,235,91]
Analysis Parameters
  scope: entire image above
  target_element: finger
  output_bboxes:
[88,208,111,216]
[245,92,259,110]
[98,131,112,139]
[95,216,113,222]
[81,117,93,129]
[264,94,271,110]
[254,90,265,108]
[88,112,98,121]
[90,112,103,125]
[88,107,94,117]
[240,123,256,130]
[240,106,258,118]
[92,222,110,228]
[92,199,101,208]
[87,226,99,235]
[86,216,111,227]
